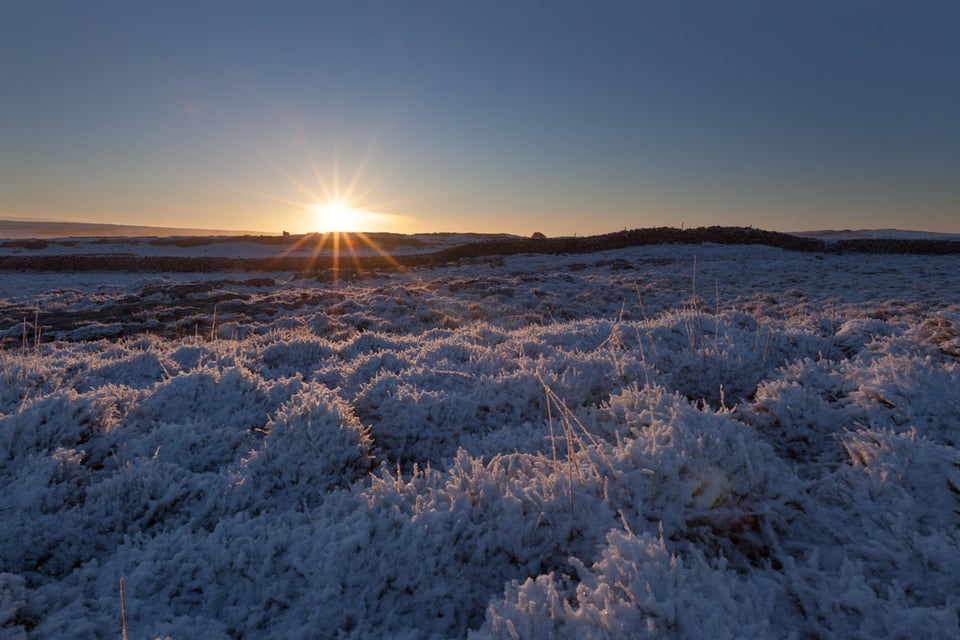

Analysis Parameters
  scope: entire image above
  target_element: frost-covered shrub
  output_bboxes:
[165,342,211,370]
[536,351,623,409]
[915,312,960,357]
[239,384,373,509]
[830,317,896,358]
[646,308,826,408]
[0,386,133,456]
[339,349,414,396]
[747,358,856,465]
[82,456,222,541]
[257,331,337,379]
[71,336,174,391]
[0,350,66,414]
[129,366,299,433]
[355,371,486,465]
[841,428,960,535]
[334,449,616,637]
[0,573,26,636]
[0,449,91,576]
[842,351,960,445]
[338,330,411,361]
[484,528,780,639]
[597,386,795,569]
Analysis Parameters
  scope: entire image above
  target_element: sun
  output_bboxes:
[313,201,363,233]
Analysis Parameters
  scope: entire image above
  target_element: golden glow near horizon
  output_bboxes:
[239,133,416,236]
[272,144,412,234]
[257,153,413,284]
[313,201,365,233]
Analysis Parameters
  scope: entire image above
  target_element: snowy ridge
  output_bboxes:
[1,244,959,638]
[0,231,504,260]
[3,228,960,278]
[0,219,268,240]
[794,228,960,241]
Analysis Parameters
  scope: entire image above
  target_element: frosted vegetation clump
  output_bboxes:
[1,244,959,638]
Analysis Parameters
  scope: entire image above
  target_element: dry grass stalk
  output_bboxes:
[536,374,618,509]
[120,577,129,640]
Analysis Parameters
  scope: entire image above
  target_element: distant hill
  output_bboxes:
[2,225,959,273]
[0,219,268,239]
[793,228,960,241]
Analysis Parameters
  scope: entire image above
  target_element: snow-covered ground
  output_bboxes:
[1,243,959,638]
[0,232,491,259]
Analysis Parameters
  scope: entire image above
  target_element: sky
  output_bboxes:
[1,0,958,236]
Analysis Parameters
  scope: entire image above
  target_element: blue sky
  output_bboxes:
[1,1,958,235]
